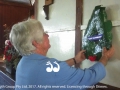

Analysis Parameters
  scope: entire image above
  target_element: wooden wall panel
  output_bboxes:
[0,2,31,55]
[75,0,83,67]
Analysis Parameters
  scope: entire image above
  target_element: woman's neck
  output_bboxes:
[34,48,48,56]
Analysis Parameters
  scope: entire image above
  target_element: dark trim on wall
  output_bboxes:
[75,0,83,68]
[0,1,31,7]
[34,0,38,19]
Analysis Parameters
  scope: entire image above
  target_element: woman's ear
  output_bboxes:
[32,40,38,47]
[32,40,43,48]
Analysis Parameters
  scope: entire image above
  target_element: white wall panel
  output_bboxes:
[37,0,76,60]
[47,31,75,61]
[37,0,76,32]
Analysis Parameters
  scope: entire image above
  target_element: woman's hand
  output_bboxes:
[74,50,86,63]
[102,46,115,60]
[66,50,86,66]
[99,46,115,66]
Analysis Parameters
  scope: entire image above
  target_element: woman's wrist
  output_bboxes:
[73,58,77,64]
[102,55,109,61]
[99,56,109,66]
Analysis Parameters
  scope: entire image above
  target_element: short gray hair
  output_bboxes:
[9,19,44,55]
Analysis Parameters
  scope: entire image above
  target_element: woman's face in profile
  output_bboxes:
[42,33,51,51]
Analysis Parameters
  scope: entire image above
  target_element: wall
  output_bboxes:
[37,0,120,88]
[37,0,75,61]
[82,0,120,88]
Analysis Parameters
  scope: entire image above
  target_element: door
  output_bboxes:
[0,1,31,55]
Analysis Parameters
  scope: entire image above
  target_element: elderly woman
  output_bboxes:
[9,19,114,90]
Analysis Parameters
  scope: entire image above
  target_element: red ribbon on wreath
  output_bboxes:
[88,56,96,61]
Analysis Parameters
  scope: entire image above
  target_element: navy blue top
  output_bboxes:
[15,54,106,90]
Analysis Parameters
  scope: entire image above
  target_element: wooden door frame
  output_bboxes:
[34,0,38,19]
